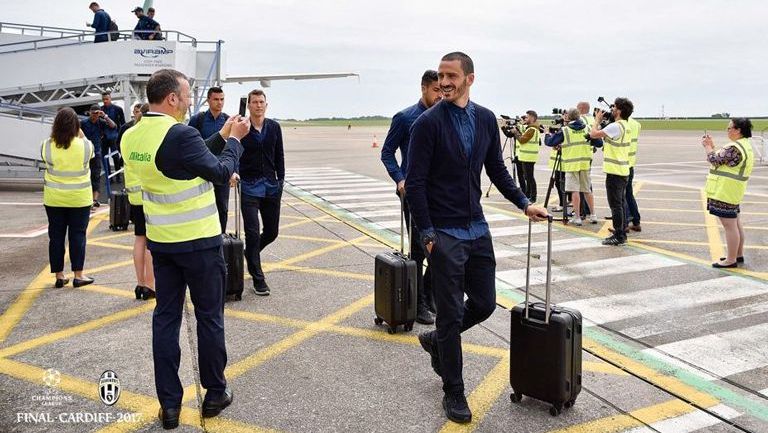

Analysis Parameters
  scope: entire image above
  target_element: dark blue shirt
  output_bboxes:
[101,104,125,141]
[134,16,159,40]
[544,119,603,149]
[446,101,476,159]
[380,100,427,184]
[238,118,285,185]
[91,9,111,42]
[189,110,229,146]
[240,122,280,198]
[80,118,109,156]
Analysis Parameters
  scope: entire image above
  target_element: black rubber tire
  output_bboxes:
[550,405,562,416]
[374,317,384,326]
[403,322,414,332]
[564,400,573,409]
[386,326,396,334]
[510,392,522,403]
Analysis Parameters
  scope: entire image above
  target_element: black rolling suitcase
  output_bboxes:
[373,196,417,334]
[509,216,582,416]
[109,190,130,231]
[222,183,244,301]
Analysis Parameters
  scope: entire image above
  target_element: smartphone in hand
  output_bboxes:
[239,97,247,117]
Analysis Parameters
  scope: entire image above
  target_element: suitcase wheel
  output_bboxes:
[550,404,562,416]
[403,321,414,332]
[510,392,522,403]
[386,325,396,334]
[374,317,384,326]
[564,400,574,409]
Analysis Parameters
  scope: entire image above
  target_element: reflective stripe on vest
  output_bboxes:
[560,126,592,171]
[126,114,220,243]
[517,126,540,162]
[705,138,754,205]
[42,137,93,207]
[121,125,143,205]
[602,120,631,176]
[627,118,641,167]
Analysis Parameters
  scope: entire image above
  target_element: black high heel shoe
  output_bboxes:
[141,287,156,300]
[719,256,744,264]
[134,285,143,300]
[55,278,69,288]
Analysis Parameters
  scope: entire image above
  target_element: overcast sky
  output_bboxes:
[5,1,768,119]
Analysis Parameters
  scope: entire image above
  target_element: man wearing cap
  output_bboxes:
[132,6,160,40]
[80,104,116,207]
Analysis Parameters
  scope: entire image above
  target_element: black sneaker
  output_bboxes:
[252,281,270,296]
[418,331,441,377]
[442,391,472,424]
[602,235,626,246]
[416,307,435,325]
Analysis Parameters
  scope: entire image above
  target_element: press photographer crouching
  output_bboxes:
[544,108,601,225]
[589,97,633,245]
[509,110,541,202]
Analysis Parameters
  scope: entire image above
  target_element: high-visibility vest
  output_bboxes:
[124,114,220,243]
[560,126,592,172]
[628,117,642,168]
[41,137,93,208]
[602,120,631,176]
[121,123,143,206]
[705,137,754,205]
[581,114,595,129]
[517,126,540,163]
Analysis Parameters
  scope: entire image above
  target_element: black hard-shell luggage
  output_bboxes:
[373,196,417,334]
[509,216,582,416]
[109,190,130,231]
[223,183,244,301]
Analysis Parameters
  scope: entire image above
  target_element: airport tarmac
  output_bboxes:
[0,126,767,432]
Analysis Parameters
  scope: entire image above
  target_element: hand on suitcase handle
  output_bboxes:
[525,204,550,222]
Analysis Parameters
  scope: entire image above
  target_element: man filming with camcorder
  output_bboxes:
[509,110,541,203]
[589,97,634,245]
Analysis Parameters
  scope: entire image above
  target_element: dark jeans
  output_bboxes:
[624,167,641,226]
[241,192,281,285]
[606,173,628,240]
[400,193,433,311]
[44,205,90,273]
[519,161,537,202]
[429,231,496,394]
[215,184,230,233]
[101,138,122,176]
[152,246,228,409]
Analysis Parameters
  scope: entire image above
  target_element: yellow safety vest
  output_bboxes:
[628,117,641,168]
[705,138,754,205]
[124,114,220,243]
[560,126,592,172]
[41,137,93,208]
[121,123,143,206]
[517,126,540,163]
[602,120,631,176]
[581,114,595,129]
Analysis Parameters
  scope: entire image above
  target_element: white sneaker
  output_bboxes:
[589,214,598,224]
[572,217,583,226]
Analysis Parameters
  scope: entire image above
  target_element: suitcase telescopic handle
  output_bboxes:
[524,215,553,324]
[235,181,241,239]
[399,193,411,256]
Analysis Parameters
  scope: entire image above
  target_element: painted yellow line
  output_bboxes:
[224,308,313,329]
[89,232,133,242]
[277,235,368,266]
[546,399,698,433]
[84,259,135,275]
[640,220,768,232]
[279,218,317,230]
[77,284,136,299]
[0,302,154,359]
[632,238,768,250]
[265,263,375,281]
[438,357,510,433]
[591,204,768,216]
[700,189,725,262]
[583,360,630,376]
[0,218,103,344]
[89,240,134,251]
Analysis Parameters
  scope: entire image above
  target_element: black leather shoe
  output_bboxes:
[252,282,270,296]
[719,256,744,263]
[416,307,435,325]
[418,331,441,377]
[202,387,233,418]
[443,392,472,423]
[72,276,94,287]
[134,285,143,299]
[712,262,738,269]
[55,278,69,288]
[141,287,156,300]
[158,406,180,430]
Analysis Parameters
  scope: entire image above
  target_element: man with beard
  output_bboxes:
[380,69,441,325]
[406,52,548,423]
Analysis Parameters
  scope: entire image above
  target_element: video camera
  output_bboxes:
[500,114,524,138]
[594,96,615,129]
[549,108,566,133]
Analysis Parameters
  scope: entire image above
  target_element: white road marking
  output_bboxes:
[622,404,739,433]
[289,178,378,186]
[560,276,768,327]
[332,201,400,209]
[0,202,43,206]
[321,193,397,202]
[490,225,547,238]
[309,186,393,195]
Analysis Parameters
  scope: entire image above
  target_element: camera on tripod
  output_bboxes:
[594,96,615,129]
[500,114,524,138]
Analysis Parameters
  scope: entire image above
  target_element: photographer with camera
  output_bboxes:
[589,97,634,245]
[509,110,540,202]
[544,108,600,225]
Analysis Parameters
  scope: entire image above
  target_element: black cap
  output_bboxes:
[89,104,101,112]
[131,6,143,13]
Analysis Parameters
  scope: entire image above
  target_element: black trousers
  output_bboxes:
[152,246,228,409]
[90,157,102,193]
[519,161,537,202]
[214,184,230,233]
[44,205,90,273]
[606,173,628,240]
[624,167,641,226]
[429,231,496,394]
[552,170,566,207]
[513,159,526,199]
[400,193,433,311]
[241,192,281,285]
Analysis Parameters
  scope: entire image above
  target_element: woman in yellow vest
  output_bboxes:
[41,108,95,288]
[702,118,754,268]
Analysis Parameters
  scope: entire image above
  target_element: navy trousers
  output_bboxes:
[44,205,90,272]
[241,193,281,286]
[429,231,497,394]
[152,246,228,409]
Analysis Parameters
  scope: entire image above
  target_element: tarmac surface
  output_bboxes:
[0,125,767,432]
